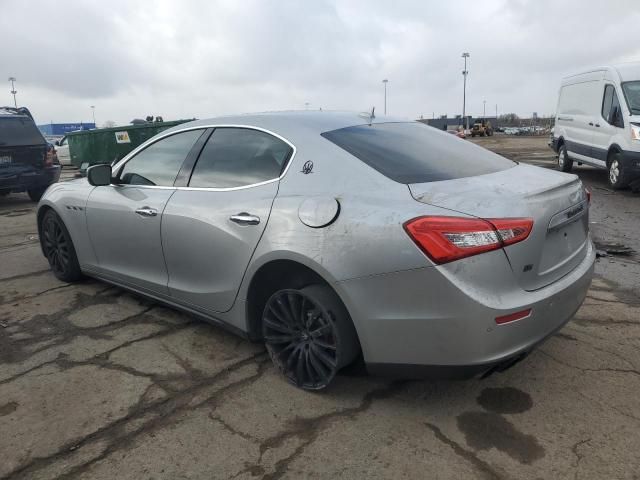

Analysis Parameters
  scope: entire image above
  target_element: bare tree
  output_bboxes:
[102,120,117,128]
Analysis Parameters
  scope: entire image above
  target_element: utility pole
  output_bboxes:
[495,104,498,119]
[461,53,469,131]
[483,100,486,118]
[8,77,17,108]
[90,106,96,127]
[382,79,388,115]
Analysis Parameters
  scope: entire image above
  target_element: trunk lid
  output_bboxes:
[409,164,589,291]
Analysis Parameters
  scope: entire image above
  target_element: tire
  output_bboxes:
[557,144,573,173]
[40,210,83,282]
[28,187,47,202]
[608,152,629,189]
[262,284,359,390]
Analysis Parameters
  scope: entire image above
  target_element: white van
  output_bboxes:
[551,63,640,188]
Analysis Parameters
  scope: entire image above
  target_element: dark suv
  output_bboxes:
[0,107,61,201]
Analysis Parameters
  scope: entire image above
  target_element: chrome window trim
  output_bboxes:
[111,124,297,192]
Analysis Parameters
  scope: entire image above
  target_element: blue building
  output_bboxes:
[37,123,96,136]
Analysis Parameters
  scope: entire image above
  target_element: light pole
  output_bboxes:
[382,79,388,115]
[461,53,469,131]
[90,106,96,127]
[483,100,486,118]
[8,77,17,108]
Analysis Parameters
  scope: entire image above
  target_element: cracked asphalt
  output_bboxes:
[1,138,640,480]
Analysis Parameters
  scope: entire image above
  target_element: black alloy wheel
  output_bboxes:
[262,285,358,390]
[41,210,82,282]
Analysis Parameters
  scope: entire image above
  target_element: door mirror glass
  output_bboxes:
[87,164,112,186]
[54,140,60,146]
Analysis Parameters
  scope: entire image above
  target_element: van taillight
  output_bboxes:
[403,216,533,264]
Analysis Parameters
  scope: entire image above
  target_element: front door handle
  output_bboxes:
[135,207,158,217]
[588,122,594,126]
[595,123,601,127]
[230,212,260,225]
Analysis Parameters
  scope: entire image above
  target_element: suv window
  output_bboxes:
[0,116,46,147]
[602,85,624,127]
[118,129,204,186]
[188,128,293,188]
[321,122,514,184]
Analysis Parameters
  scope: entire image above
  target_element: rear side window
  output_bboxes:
[188,128,293,188]
[321,122,514,184]
[0,117,45,147]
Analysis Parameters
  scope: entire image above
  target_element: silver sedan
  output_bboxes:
[37,112,595,390]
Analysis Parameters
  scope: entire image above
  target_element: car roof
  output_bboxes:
[561,62,640,83]
[163,111,413,142]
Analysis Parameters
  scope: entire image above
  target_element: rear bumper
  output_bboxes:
[0,165,61,192]
[336,239,595,378]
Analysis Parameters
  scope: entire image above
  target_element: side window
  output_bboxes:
[602,85,624,128]
[601,85,614,120]
[118,129,204,186]
[188,128,293,188]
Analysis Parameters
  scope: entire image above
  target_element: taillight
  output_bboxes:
[403,216,533,264]
[584,187,591,204]
[44,148,53,167]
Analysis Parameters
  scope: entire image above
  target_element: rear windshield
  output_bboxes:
[0,116,46,147]
[321,122,514,184]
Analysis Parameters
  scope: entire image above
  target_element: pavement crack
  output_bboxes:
[424,422,504,480]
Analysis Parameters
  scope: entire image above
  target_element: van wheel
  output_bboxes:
[608,152,629,189]
[262,284,359,390]
[557,144,573,172]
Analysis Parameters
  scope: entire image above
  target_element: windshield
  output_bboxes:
[622,81,640,115]
[0,116,46,147]
[321,122,515,184]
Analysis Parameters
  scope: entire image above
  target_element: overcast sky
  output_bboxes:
[2,0,639,126]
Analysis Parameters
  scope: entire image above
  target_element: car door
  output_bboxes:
[592,83,624,164]
[85,128,206,295]
[162,127,294,313]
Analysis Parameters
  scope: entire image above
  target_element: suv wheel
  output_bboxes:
[608,152,629,189]
[557,144,573,172]
[28,187,48,202]
[262,284,359,390]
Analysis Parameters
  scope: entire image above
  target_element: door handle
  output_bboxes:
[595,123,601,127]
[588,122,594,126]
[229,212,260,225]
[135,207,158,217]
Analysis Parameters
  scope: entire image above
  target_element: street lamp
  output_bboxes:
[90,106,96,127]
[8,77,17,108]
[461,53,469,131]
[382,79,388,115]
[483,100,486,118]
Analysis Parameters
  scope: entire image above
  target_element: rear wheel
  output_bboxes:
[40,210,82,282]
[557,144,573,172]
[262,284,359,390]
[28,187,47,202]
[608,152,629,189]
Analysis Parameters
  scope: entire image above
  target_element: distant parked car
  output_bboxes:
[55,136,71,166]
[0,107,61,201]
[38,111,594,390]
[551,63,640,189]
[447,129,465,139]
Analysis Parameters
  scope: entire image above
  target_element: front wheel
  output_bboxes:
[608,152,629,189]
[40,210,83,282]
[262,284,359,390]
[557,144,573,173]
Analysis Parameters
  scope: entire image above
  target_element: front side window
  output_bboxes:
[622,81,640,115]
[321,122,515,184]
[188,128,293,188]
[118,129,204,186]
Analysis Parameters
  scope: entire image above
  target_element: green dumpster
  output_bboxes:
[66,119,193,168]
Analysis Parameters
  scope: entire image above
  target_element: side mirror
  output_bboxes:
[54,140,60,146]
[87,164,112,186]
[613,107,624,128]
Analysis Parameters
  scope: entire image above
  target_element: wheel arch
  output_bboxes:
[243,254,356,343]
[606,144,623,167]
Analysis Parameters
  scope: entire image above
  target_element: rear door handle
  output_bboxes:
[230,212,260,225]
[135,207,158,217]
